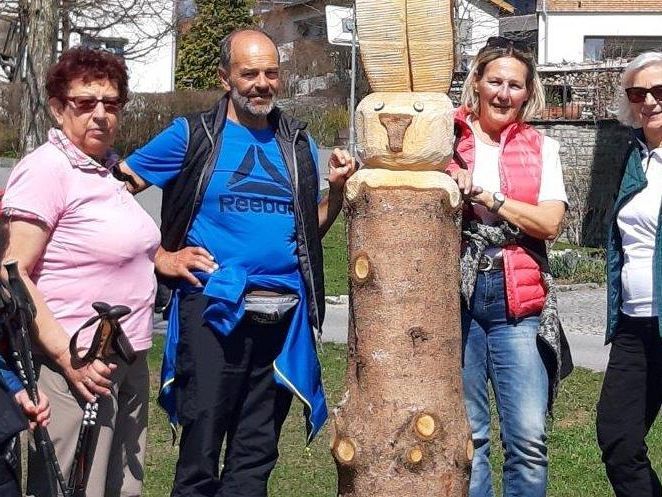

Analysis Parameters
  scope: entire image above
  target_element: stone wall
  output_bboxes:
[534,119,631,247]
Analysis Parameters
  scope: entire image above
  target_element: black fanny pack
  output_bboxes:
[244,292,299,325]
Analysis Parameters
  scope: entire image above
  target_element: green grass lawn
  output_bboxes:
[144,336,661,496]
[322,215,348,296]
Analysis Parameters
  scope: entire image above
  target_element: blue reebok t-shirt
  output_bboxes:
[126,117,320,279]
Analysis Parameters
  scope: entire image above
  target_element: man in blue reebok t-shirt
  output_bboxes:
[119,27,355,497]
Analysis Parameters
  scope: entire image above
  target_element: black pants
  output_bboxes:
[171,293,293,497]
[597,314,662,497]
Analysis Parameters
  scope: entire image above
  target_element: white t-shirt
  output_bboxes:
[617,141,662,317]
[467,119,568,225]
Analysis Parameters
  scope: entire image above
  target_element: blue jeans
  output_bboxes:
[462,270,549,497]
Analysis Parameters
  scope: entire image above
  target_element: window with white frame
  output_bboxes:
[584,36,662,61]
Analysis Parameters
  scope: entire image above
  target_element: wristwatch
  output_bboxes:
[489,192,506,213]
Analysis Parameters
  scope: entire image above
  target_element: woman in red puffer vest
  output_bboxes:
[446,37,569,497]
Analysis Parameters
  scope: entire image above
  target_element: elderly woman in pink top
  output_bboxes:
[2,47,160,497]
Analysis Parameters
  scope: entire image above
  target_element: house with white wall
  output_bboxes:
[537,0,662,65]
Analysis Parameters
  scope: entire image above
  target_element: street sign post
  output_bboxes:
[325,5,358,157]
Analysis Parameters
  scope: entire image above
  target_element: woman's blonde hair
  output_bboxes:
[615,51,662,128]
[460,42,545,123]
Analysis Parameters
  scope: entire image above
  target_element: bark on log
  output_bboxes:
[332,168,471,496]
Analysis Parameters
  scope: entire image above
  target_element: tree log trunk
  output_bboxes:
[332,167,472,496]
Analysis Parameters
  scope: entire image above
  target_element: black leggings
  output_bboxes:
[597,314,662,497]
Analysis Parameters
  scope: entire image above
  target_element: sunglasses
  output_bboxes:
[624,85,662,104]
[484,36,531,53]
[63,95,125,113]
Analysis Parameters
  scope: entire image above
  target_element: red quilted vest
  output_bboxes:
[448,107,546,318]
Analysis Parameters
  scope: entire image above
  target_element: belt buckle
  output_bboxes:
[478,255,493,272]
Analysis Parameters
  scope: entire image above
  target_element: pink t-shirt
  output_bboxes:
[3,138,161,352]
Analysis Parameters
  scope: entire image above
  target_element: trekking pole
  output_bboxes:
[67,302,133,497]
[2,260,71,497]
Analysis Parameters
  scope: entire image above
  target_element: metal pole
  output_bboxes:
[348,7,357,158]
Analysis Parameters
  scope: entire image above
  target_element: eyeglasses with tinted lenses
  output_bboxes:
[484,36,530,53]
[63,96,125,113]
[625,86,662,104]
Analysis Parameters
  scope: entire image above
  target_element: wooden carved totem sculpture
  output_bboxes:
[330,1,472,495]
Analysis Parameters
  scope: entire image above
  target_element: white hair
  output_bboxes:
[616,51,662,127]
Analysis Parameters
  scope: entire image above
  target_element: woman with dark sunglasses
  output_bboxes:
[597,51,662,497]
[445,37,572,497]
[1,47,160,497]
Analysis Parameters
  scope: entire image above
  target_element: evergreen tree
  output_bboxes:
[175,0,254,90]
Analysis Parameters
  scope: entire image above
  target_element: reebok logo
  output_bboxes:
[219,195,294,215]
[219,144,294,215]
[227,145,291,197]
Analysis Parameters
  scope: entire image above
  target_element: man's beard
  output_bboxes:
[230,87,275,117]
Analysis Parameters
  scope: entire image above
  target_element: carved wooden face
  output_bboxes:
[355,92,455,170]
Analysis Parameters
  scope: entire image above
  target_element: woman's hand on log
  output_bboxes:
[448,169,483,197]
[15,388,51,429]
[327,148,357,193]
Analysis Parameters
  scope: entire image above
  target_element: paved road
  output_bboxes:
[320,286,611,372]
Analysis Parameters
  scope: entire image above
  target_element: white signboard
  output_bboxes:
[325,5,357,47]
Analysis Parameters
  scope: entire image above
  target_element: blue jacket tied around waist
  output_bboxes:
[158,268,328,444]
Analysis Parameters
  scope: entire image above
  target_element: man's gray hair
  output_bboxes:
[616,51,662,128]
[218,27,280,71]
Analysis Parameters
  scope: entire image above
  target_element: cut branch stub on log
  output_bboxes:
[406,446,424,465]
[351,253,372,284]
[356,92,454,171]
[334,437,358,466]
[466,438,475,461]
[414,413,437,440]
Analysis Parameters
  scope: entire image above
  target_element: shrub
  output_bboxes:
[549,248,606,285]
[116,90,223,155]
[285,104,350,147]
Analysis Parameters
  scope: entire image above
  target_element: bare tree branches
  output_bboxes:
[63,0,176,60]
